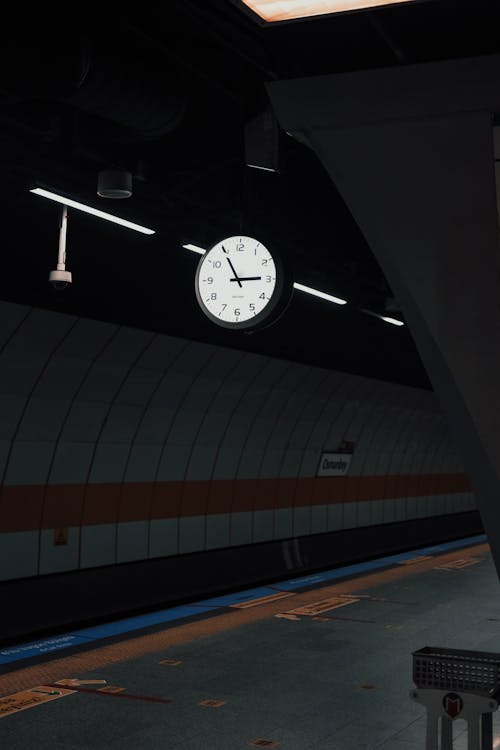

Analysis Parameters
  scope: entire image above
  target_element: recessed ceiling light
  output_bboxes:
[238,0,415,23]
[30,188,155,235]
[293,281,347,305]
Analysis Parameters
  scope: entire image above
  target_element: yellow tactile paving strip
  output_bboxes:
[435,557,481,570]
[0,543,488,698]
[285,595,360,616]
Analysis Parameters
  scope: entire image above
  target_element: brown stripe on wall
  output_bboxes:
[81,483,122,526]
[42,484,85,528]
[275,478,296,509]
[0,474,472,533]
[0,485,45,532]
[206,479,233,515]
[180,481,209,517]
[150,481,183,520]
[253,479,277,511]
[118,484,152,523]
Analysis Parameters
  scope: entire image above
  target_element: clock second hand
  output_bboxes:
[226,257,243,288]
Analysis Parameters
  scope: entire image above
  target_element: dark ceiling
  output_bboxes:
[0,1,499,389]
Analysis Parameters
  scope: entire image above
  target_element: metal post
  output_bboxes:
[425,711,439,750]
[467,717,481,750]
[481,713,492,750]
[441,716,453,750]
[411,689,497,750]
[412,646,500,750]
[57,205,68,270]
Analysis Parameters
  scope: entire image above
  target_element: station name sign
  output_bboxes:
[317,451,352,477]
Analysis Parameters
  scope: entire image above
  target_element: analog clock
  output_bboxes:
[195,235,283,329]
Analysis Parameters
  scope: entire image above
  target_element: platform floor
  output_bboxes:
[1,540,499,749]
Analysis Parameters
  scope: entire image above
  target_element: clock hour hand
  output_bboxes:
[230,276,262,282]
[226,257,243,288]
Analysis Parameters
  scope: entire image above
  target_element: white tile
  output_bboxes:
[370,499,384,526]
[293,506,311,536]
[206,515,230,549]
[39,527,79,575]
[80,524,115,568]
[5,441,53,483]
[253,510,274,542]
[311,504,328,534]
[149,518,178,557]
[230,512,252,546]
[0,531,38,580]
[274,508,293,539]
[327,502,344,531]
[116,521,148,563]
[343,502,357,529]
[179,516,205,553]
[356,500,371,526]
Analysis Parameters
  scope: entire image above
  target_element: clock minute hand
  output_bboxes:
[230,276,262,282]
[226,257,242,288]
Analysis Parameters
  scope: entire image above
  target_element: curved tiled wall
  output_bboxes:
[0,300,474,581]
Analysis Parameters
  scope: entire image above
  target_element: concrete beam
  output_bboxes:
[268,55,500,574]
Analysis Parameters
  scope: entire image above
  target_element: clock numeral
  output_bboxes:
[212,260,221,268]
[235,308,241,316]
[211,293,217,300]
[221,303,227,311]
[262,259,268,266]
[249,303,255,311]
[266,275,273,283]
[236,243,244,252]
[206,276,214,284]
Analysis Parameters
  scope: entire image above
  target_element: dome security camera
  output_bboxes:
[49,268,72,290]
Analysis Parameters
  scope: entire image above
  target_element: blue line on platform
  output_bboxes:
[272,534,487,591]
[0,634,93,665]
[195,586,285,607]
[72,604,219,640]
[0,533,486,666]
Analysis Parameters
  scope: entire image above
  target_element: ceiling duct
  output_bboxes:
[0,26,186,142]
[245,108,280,173]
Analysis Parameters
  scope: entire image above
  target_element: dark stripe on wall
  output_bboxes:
[0,509,482,643]
[0,533,486,666]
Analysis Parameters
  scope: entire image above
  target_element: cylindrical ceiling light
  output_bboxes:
[97,169,133,199]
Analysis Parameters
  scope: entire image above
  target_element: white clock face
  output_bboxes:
[195,236,278,328]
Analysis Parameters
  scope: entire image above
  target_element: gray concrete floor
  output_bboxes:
[1,545,500,749]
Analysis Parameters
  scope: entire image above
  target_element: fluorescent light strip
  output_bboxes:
[30,188,155,235]
[240,0,415,22]
[181,245,375,312]
[380,315,405,327]
[247,164,278,173]
[182,247,346,304]
[362,308,405,326]
[182,243,206,255]
[293,281,347,305]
